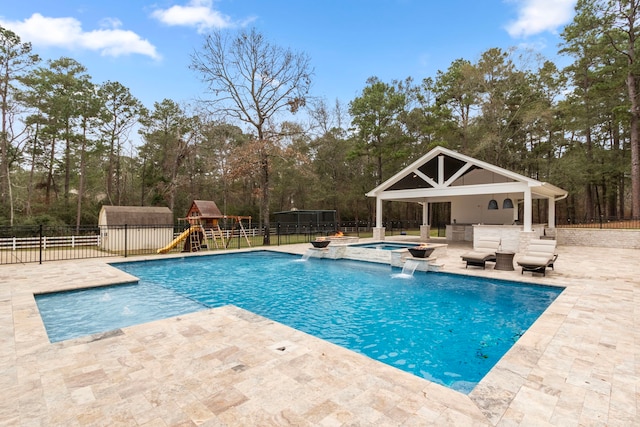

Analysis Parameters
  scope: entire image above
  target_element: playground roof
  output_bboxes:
[188,200,223,219]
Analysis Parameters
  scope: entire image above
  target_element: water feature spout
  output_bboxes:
[392,259,422,279]
[402,259,421,276]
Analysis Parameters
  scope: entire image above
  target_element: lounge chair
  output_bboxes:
[517,239,558,276]
[461,237,501,269]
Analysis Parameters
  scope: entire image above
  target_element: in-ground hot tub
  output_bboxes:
[325,235,359,245]
[309,241,447,271]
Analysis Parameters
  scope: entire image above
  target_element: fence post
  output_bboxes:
[39,224,43,264]
[124,224,128,258]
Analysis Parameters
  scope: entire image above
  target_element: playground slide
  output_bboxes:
[157,227,193,254]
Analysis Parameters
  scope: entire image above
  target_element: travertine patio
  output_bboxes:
[1,240,638,426]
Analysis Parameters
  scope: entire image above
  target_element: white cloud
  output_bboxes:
[0,13,161,60]
[506,0,576,38]
[151,0,254,33]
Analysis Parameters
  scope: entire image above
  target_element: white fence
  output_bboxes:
[0,235,100,251]
[0,228,263,253]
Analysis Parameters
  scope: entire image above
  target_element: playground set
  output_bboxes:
[157,200,252,254]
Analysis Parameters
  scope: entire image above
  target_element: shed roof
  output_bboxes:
[99,206,173,226]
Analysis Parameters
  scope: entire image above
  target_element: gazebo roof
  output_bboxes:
[366,146,567,202]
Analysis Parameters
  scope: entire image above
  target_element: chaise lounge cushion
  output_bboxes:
[517,239,558,276]
[461,237,501,269]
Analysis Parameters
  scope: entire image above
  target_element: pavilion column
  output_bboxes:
[422,202,429,225]
[523,187,533,232]
[547,196,556,228]
[420,202,430,241]
[373,197,385,240]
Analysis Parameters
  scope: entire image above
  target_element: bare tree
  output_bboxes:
[190,28,312,244]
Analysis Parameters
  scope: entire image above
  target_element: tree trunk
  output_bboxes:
[261,148,270,245]
[64,122,71,206]
[107,138,114,204]
[0,66,9,207]
[619,137,626,217]
[140,157,146,206]
[76,127,87,232]
[46,138,56,205]
[585,127,595,221]
[628,72,640,217]
[5,160,13,226]
[115,140,122,205]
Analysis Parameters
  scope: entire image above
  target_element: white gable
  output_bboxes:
[366,146,567,202]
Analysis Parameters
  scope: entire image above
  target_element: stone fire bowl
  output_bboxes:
[311,240,330,248]
[408,246,435,258]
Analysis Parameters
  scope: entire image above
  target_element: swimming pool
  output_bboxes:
[36,282,206,342]
[36,251,563,393]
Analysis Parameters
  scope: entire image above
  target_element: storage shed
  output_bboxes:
[98,206,173,252]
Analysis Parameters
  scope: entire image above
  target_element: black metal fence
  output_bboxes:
[338,220,425,235]
[0,224,263,265]
[274,222,339,245]
[557,216,640,229]
[273,220,426,245]
[0,219,432,265]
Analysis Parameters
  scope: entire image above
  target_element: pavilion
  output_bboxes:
[366,146,568,251]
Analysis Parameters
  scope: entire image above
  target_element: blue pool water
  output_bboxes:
[36,282,206,341]
[350,241,418,250]
[36,251,563,393]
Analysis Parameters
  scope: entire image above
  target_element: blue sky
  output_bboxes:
[1,0,577,112]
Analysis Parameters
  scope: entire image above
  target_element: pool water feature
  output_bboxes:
[350,241,418,250]
[323,241,448,267]
[400,259,421,276]
[36,251,563,394]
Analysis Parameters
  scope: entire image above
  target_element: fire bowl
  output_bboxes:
[311,240,330,248]
[408,246,435,258]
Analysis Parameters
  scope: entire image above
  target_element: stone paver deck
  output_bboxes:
[1,239,638,426]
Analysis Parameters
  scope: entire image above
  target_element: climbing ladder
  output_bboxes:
[189,227,201,252]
